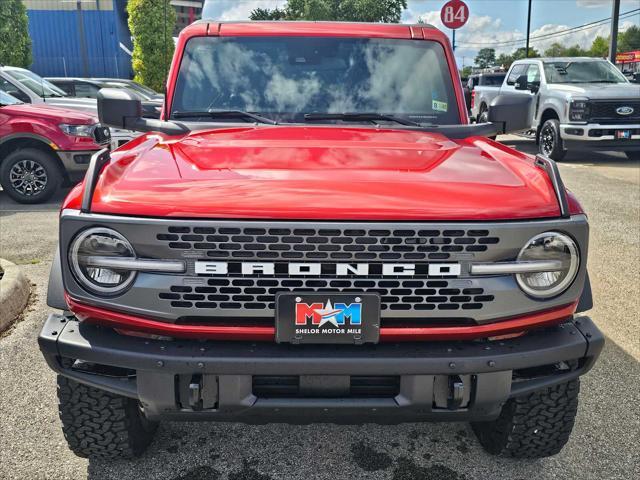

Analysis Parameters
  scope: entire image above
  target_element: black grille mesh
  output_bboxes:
[156,226,500,262]
[159,277,494,313]
[588,101,640,123]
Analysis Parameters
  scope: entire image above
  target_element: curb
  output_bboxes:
[0,258,31,333]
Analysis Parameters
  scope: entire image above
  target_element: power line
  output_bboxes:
[457,8,639,47]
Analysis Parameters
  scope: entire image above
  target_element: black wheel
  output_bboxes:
[539,119,566,161]
[57,376,158,459]
[478,107,497,140]
[0,148,62,203]
[624,151,640,161]
[471,380,580,458]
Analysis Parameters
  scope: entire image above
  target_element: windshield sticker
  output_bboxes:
[432,100,448,112]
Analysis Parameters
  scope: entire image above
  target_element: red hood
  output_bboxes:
[2,103,97,124]
[68,126,563,220]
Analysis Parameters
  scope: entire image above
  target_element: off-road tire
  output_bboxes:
[471,379,580,458]
[57,376,158,459]
[539,119,566,161]
[624,151,640,161]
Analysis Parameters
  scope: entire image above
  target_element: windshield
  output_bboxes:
[543,61,628,84]
[172,36,460,125]
[0,89,22,105]
[4,69,67,97]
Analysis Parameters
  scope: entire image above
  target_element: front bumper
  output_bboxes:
[56,150,100,178]
[560,122,640,150]
[39,313,603,423]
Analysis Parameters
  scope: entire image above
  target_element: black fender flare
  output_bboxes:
[576,272,593,313]
[47,246,68,310]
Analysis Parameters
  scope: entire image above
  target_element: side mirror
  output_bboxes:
[514,74,529,90]
[97,88,187,135]
[489,94,532,134]
[529,81,540,94]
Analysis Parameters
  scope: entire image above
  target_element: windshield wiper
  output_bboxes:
[171,109,277,125]
[304,112,422,127]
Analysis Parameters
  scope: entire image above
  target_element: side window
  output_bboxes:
[0,77,30,102]
[506,65,526,85]
[526,64,541,84]
[74,83,99,98]
[56,83,75,96]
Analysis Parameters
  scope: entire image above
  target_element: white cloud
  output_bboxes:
[576,0,637,8]
[218,0,286,21]
[403,5,637,65]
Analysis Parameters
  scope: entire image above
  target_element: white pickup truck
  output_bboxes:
[473,57,640,160]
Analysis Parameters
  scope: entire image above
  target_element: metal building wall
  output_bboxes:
[25,0,133,78]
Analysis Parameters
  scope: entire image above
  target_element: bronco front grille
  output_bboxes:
[156,226,500,262]
[158,278,495,313]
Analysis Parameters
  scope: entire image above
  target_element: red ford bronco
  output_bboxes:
[39,21,602,460]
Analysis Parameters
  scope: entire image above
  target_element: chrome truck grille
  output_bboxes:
[59,212,590,325]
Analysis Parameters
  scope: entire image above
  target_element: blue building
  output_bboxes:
[25,0,133,78]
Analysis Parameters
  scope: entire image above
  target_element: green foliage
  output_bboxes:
[127,0,176,92]
[543,42,587,57]
[618,25,640,53]
[474,48,496,69]
[496,53,514,69]
[250,0,408,23]
[0,0,32,68]
[590,36,609,57]
[460,66,473,78]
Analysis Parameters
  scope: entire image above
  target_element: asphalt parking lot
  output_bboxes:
[0,136,638,480]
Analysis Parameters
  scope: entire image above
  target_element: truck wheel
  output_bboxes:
[539,119,566,161]
[624,151,640,161]
[471,379,579,458]
[57,376,158,459]
[0,148,62,204]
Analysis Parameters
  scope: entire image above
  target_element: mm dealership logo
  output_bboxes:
[294,298,362,335]
[616,106,634,116]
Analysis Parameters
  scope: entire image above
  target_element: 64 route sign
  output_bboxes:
[441,0,469,29]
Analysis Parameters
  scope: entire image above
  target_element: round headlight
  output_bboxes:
[69,227,136,295]
[516,232,579,298]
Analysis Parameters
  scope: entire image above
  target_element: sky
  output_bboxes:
[201,0,640,67]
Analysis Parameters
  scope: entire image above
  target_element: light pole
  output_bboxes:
[609,0,620,64]
[525,0,532,57]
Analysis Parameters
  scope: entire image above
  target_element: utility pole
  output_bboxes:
[452,29,456,51]
[609,0,620,64]
[525,0,532,57]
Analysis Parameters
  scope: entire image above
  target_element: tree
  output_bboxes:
[127,0,176,92]
[618,25,640,53]
[0,0,32,68]
[460,66,473,78]
[250,0,408,23]
[496,53,514,69]
[512,46,540,60]
[590,36,609,58]
[474,48,496,69]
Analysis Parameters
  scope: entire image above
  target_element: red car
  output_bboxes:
[0,89,109,203]
[39,21,601,460]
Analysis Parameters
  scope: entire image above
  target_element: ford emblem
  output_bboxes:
[616,106,634,115]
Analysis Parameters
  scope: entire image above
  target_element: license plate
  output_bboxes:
[275,293,380,344]
[616,130,631,139]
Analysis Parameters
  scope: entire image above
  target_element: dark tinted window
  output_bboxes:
[172,36,460,125]
[480,74,505,86]
[54,82,75,95]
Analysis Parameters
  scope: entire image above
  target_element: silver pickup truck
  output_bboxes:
[473,57,640,161]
